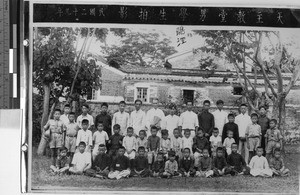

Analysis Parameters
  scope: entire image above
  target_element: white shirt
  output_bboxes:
[249,155,270,170]
[92,130,109,146]
[181,136,193,152]
[223,137,235,149]
[179,111,199,130]
[129,109,147,135]
[60,114,70,125]
[171,136,182,153]
[112,111,130,135]
[212,109,228,136]
[209,135,222,147]
[77,114,94,129]
[146,108,165,130]
[71,152,91,171]
[76,129,93,147]
[122,136,137,151]
[235,113,252,138]
[161,114,180,134]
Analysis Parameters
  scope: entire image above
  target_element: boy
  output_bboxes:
[170,128,183,160]
[181,129,193,156]
[222,113,239,143]
[162,150,180,178]
[265,119,283,160]
[130,146,151,177]
[76,119,93,152]
[196,148,213,177]
[44,109,64,166]
[227,143,249,176]
[137,130,148,154]
[147,126,160,167]
[193,129,210,167]
[77,104,94,129]
[151,152,165,177]
[198,100,215,139]
[112,101,130,136]
[123,127,137,160]
[63,112,79,158]
[69,142,92,174]
[223,130,236,155]
[50,147,70,175]
[92,121,109,160]
[210,128,222,157]
[246,113,262,162]
[85,144,111,178]
[269,149,290,177]
[212,100,228,137]
[60,104,71,125]
[108,124,123,158]
[108,146,131,180]
[161,103,180,136]
[95,102,112,137]
[179,148,196,177]
[160,130,171,158]
[249,146,273,177]
[179,101,199,138]
[258,106,270,155]
[211,147,229,177]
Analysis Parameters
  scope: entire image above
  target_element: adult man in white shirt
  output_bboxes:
[77,104,94,130]
[179,101,199,138]
[235,103,252,164]
[146,98,165,137]
[212,100,228,137]
[129,99,147,136]
[161,103,180,137]
[112,101,130,136]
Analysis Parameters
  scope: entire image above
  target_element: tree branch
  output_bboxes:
[285,60,300,95]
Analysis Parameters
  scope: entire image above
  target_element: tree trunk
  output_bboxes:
[37,84,51,155]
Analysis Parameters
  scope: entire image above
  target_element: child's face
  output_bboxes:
[113,128,120,134]
[203,150,209,157]
[231,144,238,153]
[256,149,263,156]
[217,103,223,110]
[217,150,223,157]
[197,131,204,137]
[127,130,133,137]
[98,146,106,154]
[64,107,70,114]
[203,103,210,111]
[183,149,190,158]
[138,149,145,156]
[68,114,75,122]
[82,123,88,130]
[157,155,163,162]
[228,131,233,138]
[139,132,145,139]
[213,130,219,137]
[184,131,191,138]
[97,123,104,131]
[151,129,157,136]
[82,106,88,114]
[162,134,168,140]
[259,107,266,115]
[270,121,276,129]
[173,130,180,138]
[60,150,67,157]
[274,152,281,159]
[228,116,235,123]
[169,108,176,115]
[251,116,258,123]
[101,106,108,114]
[119,103,125,112]
[169,156,175,162]
[54,111,61,120]
[78,145,86,153]
[118,148,125,156]
[240,106,247,114]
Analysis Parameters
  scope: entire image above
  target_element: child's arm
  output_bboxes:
[43,121,50,131]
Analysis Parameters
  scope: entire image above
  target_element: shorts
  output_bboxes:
[65,136,76,152]
[50,133,63,149]
[266,140,280,154]
[248,137,260,151]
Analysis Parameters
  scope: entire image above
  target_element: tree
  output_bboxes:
[103,30,177,67]
[193,30,300,135]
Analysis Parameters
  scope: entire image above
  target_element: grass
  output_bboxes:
[31,145,300,193]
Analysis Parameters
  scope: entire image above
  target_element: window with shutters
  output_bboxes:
[136,87,148,102]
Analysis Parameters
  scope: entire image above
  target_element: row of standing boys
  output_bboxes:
[45,98,289,179]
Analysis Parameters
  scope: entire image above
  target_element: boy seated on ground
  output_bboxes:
[211,147,229,177]
[178,148,196,177]
[108,124,123,159]
[227,143,249,176]
[108,146,131,180]
[151,152,165,177]
[69,142,91,175]
[269,148,290,177]
[130,146,151,177]
[196,148,213,177]
[162,150,180,178]
[249,146,273,177]
[85,144,111,179]
[50,147,70,175]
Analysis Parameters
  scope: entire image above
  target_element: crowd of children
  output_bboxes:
[45,99,290,179]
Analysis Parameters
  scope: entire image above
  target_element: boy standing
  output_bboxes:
[249,147,273,177]
[147,126,160,168]
[198,100,215,139]
[211,147,229,177]
[112,101,130,136]
[181,129,193,156]
[222,113,239,143]
[223,130,236,155]
[137,130,148,153]
[50,147,70,175]
[130,146,151,177]
[63,112,79,158]
[209,128,222,157]
[258,106,270,155]
[95,103,112,137]
[60,104,71,125]
[179,101,199,138]
[108,146,131,180]
[108,124,123,158]
[227,143,249,176]
[85,144,111,178]
[245,113,262,162]
[76,119,93,153]
[212,100,228,137]
[123,127,137,160]
[269,149,290,177]
[160,130,171,158]
[77,104,94,129]
[179,148,196,177]
[129,99,147,136]
[69,142,92,174]
[92,122,109,160]
[44,109,64,166]
[265,119,283,160]
[162,151,180,178]
[193,129,210,167]
[170,128,183,160]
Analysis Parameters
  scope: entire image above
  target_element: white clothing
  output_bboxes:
[223,137,235,155]
[235,113,252,137]
[161,114,180,134]
[112,111,130,136]
[182,136,193,152]
[170,137,182,154]
[92,131,109,159]
[160,138,171,153]
[129,109,147,135]
[123,136,137,152]
[249,155,273,177]
[108,170,130,180]
[60,114,70,125]
[71,152,91,172]
[146,108,165,130]
[76,129,93,148]
[179,111,199,130]
[77,114,94,129]
[209,135,222,147]
[212,109,228,136]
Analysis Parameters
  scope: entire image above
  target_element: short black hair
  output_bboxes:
[81,119,89,125]
[82,104,89,109]
[54,109,61,113]
[161,129,168,136]
[59,146,68,152]
[151,126,158,131]
[135,99,142,104]
[231,143,238,147]
[202,148,209,152]
[274,148,281,153]
[216,100,224,105]
[127,127,134,132]
[203,100,211,105]
[168,103,177,110]
[213,127,219,132]
[156,152,164,158]
[183,148,191,153]
[69,112,76,116]
[184,129,190,133]
[98,144,106,148]
[139,130,147,136]
[251,113,259,118]
[119,101,126,105]
[256,146,263,150]
[168,150,176,157]
[101,102,108,108]
[78,141,86,147]
[228,113,235,118]
[138,146,145,152]
[216,147,223,152]
[270,119,278,124]
[118,146,126,150]
[113,124,121,130]
[173,128,179,133]
[240,103,247,107]
[197,129,204,133]
[64,104,70,108]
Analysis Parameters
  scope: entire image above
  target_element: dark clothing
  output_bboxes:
[212,156,227,170]
[258,115,270,154]
[95,113,112,137]
[110,155,130,171]
[222,122,239,143]
[193,136,210,152]
[227,152,246,173]
[56,156,70,168]
[109,134,123,150]
[133,156,149,172]
[199,156,212,171]
[130,169,151,177]
[152,160,165,173]
[198,110,215,136]
[179,157,195,172]
[147,135,160,151]
[92,153,112,171]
